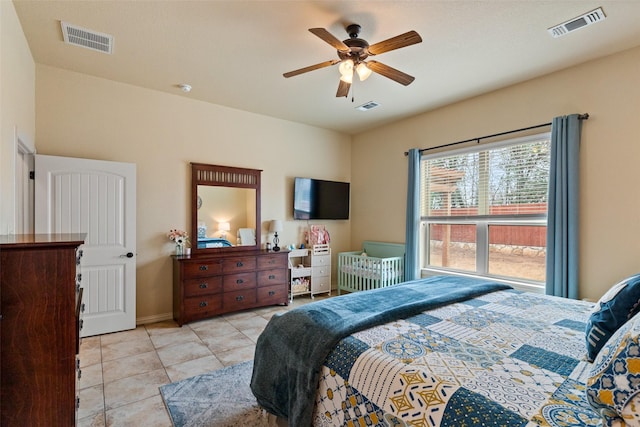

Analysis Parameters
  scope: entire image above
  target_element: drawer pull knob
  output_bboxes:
[77,273,82,282]
[269,275,276,280]
[78,369,82,379]
[199,283,208,289]
[236,295,244,302]
[199,265,209,271]
[236,262,244,267]
[80,319,84,330]
[236,279,244,284]
[81,303,86,313]
[199,301,208,307]
[269,291,276,296]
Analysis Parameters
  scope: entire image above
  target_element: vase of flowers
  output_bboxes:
[167,229,190,255]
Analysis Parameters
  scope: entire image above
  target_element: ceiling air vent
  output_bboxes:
[548,7,606,38]
[355,101,380,112]
[61,21,113,54]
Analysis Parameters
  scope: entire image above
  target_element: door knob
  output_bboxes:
[120,252,134,258]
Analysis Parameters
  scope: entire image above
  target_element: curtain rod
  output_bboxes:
[404,113,589,156]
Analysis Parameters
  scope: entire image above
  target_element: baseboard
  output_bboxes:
[136,312,174,325]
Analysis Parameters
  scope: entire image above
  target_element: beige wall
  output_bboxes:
[35,65,351,323]
[352,45,640,302]
[0,1,35,234]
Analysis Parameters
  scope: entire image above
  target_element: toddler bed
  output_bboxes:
[338,241,405,294]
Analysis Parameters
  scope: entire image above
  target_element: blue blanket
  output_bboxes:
[250,276,511,426]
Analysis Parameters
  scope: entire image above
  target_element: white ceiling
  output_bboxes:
[13,1,640,135]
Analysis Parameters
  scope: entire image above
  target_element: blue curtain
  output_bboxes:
[546,114,582,298]
[405,148,420,281]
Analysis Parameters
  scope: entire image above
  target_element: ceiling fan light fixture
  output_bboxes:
[339,73,353,84]
[356,62,372,81]
[338,59,354,77]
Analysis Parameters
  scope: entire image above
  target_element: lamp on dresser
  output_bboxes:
[270,220,283,252]
[218,222,230,239]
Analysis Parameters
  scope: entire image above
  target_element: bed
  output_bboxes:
[338,241,405,295]
[251,275,640,427]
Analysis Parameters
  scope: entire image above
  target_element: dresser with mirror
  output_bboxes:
[172,163,288,326]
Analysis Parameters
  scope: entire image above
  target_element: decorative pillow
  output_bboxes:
[585,273,640,362]
[621,394,640,426]
[586,311,640,426]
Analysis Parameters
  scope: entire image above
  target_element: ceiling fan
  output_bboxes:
[283,24,422,98]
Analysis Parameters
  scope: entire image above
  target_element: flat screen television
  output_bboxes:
[293,177,350,220]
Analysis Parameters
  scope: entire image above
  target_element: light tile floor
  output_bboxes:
[77,296,325,427]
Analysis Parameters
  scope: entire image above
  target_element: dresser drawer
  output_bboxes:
[312,277,331,294]
[223,256,257,273]
[258,284,288,305]
[183,260,223,278]
[311,254,331,267]
[75,287,84,355]
[257,253,287,269]
[184,276,223,297]
[312,265,330,278]
[184,294,223,316]
[223,272,256,292]
[223,289,257,311]
[257,268,287,287]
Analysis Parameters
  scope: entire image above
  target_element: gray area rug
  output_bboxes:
[160,360,280,427]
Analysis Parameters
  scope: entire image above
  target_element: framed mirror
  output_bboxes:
[191,163,261,253]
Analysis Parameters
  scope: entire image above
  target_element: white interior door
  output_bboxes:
[15,144,34,234]
[35,154,136,337]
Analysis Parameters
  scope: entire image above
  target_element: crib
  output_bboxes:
[338,241,405,294]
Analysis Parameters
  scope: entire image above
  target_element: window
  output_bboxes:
[420,133,550,288]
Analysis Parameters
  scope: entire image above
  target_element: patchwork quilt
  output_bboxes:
[311,289,600,427]
[252,276,512,425]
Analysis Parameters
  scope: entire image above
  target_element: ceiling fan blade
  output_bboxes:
[336,80,351,97]
[309,28,349,51]
[283,60,340,78]
[367,61,415,86]
[367,30,422,55]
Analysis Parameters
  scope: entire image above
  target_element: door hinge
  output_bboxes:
[29,171,35,180]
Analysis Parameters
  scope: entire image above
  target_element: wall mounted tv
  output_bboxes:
[293,177,350,220]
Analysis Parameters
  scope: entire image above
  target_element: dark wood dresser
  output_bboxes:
[173,250,288,326]
[0,233,85,426]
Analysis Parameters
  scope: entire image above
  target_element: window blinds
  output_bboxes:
[422,135,551,218]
